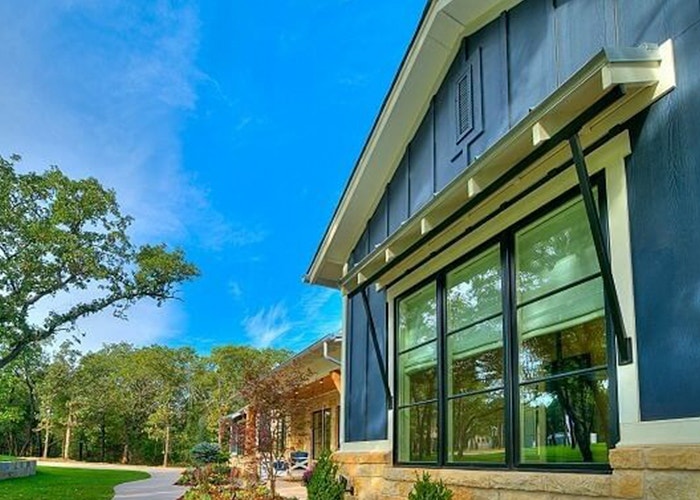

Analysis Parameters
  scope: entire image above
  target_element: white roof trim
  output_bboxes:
[306,0,524,288]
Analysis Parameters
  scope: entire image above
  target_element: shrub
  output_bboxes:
[190,442,227,465]
[176,463,237,486]
[306,450,345,500]
[408,472,453,500]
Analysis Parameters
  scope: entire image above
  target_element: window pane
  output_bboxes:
[398,341,437,405]
[520,370,609,464]
[447,391,505,463]
[519,280,606,381]
[398,283,437,351]
[312,409,331,459]
[323,409,332,452]
[448,316,503,395]
[446,246,502,332]
[516,197,599,305]
[397,403,438,463]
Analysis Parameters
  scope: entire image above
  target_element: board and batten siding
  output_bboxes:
[343,0,700,443]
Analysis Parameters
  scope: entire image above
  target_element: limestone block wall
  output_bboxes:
[0,459,36,480]
[334,446,700,500]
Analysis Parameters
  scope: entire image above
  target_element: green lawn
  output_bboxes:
[0,456,17,462]
[0,466,150,500]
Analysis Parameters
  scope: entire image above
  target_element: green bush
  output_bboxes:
[306,450,345,500]
[190,442,227,465]
[408,472,453,500]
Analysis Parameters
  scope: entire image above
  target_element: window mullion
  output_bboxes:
[437,273,447,467]
[501,231,518,469]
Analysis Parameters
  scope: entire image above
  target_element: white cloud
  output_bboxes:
[242,303,293,348]
[0,0,245,349]
[243,289,342,352]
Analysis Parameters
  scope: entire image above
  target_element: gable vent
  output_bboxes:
[456,66,473,139]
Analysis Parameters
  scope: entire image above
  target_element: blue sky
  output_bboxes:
[0,0,425,354]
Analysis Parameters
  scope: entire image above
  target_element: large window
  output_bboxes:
[395,190,616,470]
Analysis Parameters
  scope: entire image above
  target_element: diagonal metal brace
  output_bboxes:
[360,288,393,409]
[569,133,634,365]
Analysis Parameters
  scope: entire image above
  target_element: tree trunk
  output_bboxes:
[121,442,130,464]
[100,417,106,462]
[42,419,50,459]
[63,417,72,460]
[163,423,171,467]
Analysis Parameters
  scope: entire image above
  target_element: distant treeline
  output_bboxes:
[0,342,290,466]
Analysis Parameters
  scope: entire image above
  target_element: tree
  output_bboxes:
[37,342,82,459]
[140,346,196,467]
[0,155,199,370]
[204,345,292,443]
[238,357,311,497]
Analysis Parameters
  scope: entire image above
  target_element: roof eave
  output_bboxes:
[306,0,524,288]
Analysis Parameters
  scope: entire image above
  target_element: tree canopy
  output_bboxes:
[1,342,293,465]
[0,155,199,369]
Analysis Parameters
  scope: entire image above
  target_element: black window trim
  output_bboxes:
[392,175,619,473]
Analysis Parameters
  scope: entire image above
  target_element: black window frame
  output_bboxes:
[392,177,619,473]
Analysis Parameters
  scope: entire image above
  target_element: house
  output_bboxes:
[305,0,700,498]
[221,334,342,472]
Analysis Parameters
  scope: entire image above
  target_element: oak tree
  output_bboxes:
[0,155,199,369]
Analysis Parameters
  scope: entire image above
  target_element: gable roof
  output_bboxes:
[305,0,524,288]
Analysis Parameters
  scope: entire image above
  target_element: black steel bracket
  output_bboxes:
[360,288,394,409]
[569,133,634,365]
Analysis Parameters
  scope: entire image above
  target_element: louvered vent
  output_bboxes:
[456,67,473,138]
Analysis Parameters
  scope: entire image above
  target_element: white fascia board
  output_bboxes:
[306,0,522,288]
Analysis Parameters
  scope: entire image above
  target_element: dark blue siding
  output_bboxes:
[409,108,435,214]
[434,51,467,191]
[466,16,509,162]
[365,287,388,440]
[345,291,388,442]
[345,0,700,435]
[616,0,700,47]
[369,194,388,250]
[388,155,409,234]
[553,0,614,84]
[507,0,556,125]
[626,17,700,421]
[345,294,367,442]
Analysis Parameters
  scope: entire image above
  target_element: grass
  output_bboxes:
[0,466,150,500]
[521,443,609,463]
[0,456,17,462]
[426,443,609,464]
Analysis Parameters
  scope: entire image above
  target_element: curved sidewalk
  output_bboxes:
[113,467,186,500]
[35,460,187,500]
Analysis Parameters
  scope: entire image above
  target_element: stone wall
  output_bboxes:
[334,446,700,500]
[0,459,36,480]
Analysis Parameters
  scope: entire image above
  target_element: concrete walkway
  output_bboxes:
[113,467,186,500]
[276,479,307,499]
[35,460,187,500]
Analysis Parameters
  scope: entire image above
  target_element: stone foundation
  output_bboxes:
[334,446,700,499]
[0,459,36,480]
